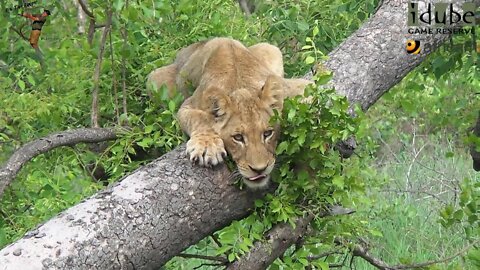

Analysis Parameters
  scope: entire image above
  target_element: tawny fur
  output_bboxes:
[147,38,312,188]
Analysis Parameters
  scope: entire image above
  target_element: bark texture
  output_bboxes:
[1,0,479,269]
[227,215,314,270]
[0,128,117,198]
[0,146,266,269]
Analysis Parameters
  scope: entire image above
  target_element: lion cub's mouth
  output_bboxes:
[243,174,270,189]
[248,174,267,181]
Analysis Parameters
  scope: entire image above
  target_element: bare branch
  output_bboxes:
[351,239,480,270]
[9,26,28,41]
[109,25,120,125]
[91,7,113,128]
[0,128,118,198]
[120,13,129,122]
[390,239,480,269]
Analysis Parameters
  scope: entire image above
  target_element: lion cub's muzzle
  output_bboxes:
[238,160,275,189]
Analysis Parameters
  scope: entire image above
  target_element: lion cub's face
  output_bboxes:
[207,76,285,188]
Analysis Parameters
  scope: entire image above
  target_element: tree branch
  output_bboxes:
[0,128,118,198]
[227,215,314,270]
[227,207,355,269]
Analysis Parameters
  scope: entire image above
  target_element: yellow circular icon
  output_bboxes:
[406,40,421,54]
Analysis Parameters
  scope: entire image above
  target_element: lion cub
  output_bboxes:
[147,38,310,188]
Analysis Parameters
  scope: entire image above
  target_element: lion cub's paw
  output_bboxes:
[186,133,227,167]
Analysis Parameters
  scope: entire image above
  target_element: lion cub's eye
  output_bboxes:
[233,134,244,142]
[263,130,273,139]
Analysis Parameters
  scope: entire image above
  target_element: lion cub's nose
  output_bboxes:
[249,165,267,174]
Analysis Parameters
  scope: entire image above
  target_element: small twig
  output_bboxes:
[177,253,228,264]
[374,127,400,163]
[9,26,28,41]
[307,250,343,261]
[380,188,448,204]
[211,235,223,248]
[68,146,96,181]
[193,262,224,269]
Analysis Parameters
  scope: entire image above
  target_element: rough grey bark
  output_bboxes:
[0,146,266,269]
[0,128,117,198]
[1,0,479,269]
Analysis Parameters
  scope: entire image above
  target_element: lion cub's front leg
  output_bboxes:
[177,98,227,167]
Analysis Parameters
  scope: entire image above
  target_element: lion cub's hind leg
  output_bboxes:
[146,64,178,98]
[248,43,284,77]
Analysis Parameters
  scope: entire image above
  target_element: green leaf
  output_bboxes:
[144,125,154,134]
[305,56,315,65]
[254,199,264,207]
[332,175,344,189]
[26,75,36,86]
[215,245,232,255]
[445,152,454,158]
[276,141,288,154]
[312,26,319,37]
[227,252,236,262]
[18,80,25,91]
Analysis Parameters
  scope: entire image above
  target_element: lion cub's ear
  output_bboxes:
[205,87,230,118]
[260,75,285,111]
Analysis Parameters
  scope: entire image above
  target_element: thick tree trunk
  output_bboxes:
[1,0,478,269]
[0,146,266,269]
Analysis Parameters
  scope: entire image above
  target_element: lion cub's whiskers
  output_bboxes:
[227,170,242,184]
